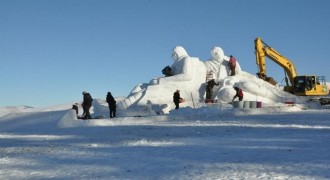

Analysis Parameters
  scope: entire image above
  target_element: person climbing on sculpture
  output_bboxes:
[173,90,183,109]
[229,55,237,76]
[232,86,244,101]
[206,79,219,100]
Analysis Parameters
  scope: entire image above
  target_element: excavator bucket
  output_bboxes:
[266,77,277,86]
[257,73,277,86]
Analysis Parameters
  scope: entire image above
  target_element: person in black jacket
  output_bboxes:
[82,91,93,119]
[173,90,183,110]
[106,92,117,118]
[206,79,219,100]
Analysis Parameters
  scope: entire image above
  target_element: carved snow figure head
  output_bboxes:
[211,47,225,60]
[172,46,189,62]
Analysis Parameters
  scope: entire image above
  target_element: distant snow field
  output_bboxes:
[1,100,330,179]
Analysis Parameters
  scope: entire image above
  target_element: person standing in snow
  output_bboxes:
[82,91,93,119]
[106,92,117,118]
[229,55,237,76]
[232,87,243,101]
[173,90,183,109]
[206,79,219,100]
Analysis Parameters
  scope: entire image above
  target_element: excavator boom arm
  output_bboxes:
[255,37,298,86]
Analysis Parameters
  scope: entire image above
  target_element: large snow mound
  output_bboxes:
[117,46,316,113]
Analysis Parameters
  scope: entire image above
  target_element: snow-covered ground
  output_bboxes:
[1,100,330,179]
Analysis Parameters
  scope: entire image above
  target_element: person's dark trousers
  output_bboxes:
[175,103,179,109]
[230,66,236,76]
[83,106,91,119]
[206,87,213,99]
[110,108,116,118]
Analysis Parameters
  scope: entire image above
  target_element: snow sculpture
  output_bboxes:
[214,71,307,104]
[117,46,207,113]
[204,47,242,81]
[204,47,308,104]
[200,46,308,105]
[117,45,311,114]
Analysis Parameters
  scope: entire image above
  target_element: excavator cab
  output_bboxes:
[294,75,328,96]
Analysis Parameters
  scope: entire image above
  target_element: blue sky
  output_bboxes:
[1,0,330,107]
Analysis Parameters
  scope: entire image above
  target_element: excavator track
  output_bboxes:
[319,97,330,105]
[308,97,330,105]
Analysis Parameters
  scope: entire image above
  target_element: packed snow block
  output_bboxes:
[91,99,105,118]
[243,101,250,108]
[117,100,127,110]
[232,101,236,108]
[257,101,262,108]
[238,101,244,108]
[58,109,83,128]
[118,96,137,110]
[250,101,257,108]
[117,84,148,110]
[233,101,244,108]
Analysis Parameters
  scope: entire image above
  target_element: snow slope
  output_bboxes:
[1,100,330,179]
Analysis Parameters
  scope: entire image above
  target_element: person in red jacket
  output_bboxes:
[232,87,243,101]
[229,55,237,76]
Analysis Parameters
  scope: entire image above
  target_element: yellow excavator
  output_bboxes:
[254,37,329,99]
